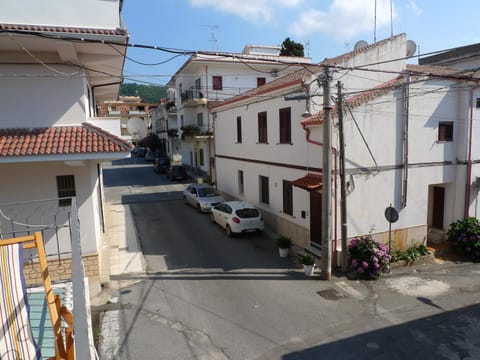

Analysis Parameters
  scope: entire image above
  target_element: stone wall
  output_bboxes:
[23,253,99,287]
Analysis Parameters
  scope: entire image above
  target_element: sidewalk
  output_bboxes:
[92,202,146,305]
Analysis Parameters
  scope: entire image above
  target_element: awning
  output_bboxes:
[292,173,323,191]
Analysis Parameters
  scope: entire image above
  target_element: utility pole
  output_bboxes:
[321,69,332,280]
[337,81,348,273]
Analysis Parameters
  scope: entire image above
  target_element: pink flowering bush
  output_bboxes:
[348,236,391,279]
[447,217,480,260]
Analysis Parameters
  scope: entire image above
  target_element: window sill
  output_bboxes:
[256,142,269,145]
[277,142,293,145]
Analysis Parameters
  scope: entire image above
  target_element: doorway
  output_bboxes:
[431,186,445,229]
[310,189,322,247]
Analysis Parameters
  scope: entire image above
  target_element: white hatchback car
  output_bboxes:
[210,201,264,237]
[183,183,225,212]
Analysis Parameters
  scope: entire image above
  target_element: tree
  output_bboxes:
[280,37,304,57]
[119,83,166,103]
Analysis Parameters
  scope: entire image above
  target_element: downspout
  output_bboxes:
[206,65,213,181]
[465,81,479,218]
[91,80,123,117]
[303,124,339,267]
[401,76,409,208]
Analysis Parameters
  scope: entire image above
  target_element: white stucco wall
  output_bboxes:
[214,67,480,247]
[88,118,122,137]
[0,161,101,256]
[0,0,122,29]
[0,64,87,128]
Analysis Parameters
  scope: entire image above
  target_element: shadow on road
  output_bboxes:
[279,303,480,359]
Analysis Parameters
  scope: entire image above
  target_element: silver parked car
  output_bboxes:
[210,201,264,237]
[183,183,225,212]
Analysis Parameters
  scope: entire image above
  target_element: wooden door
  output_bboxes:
[432,186,445,229]
[310,189,322,246]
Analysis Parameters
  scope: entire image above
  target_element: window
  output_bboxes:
[212,76,223,90]
[180,115,184,128]
[260,175,269,205]
[279,107,291,144]
[258,111,268,143]
[236,116,242,143]
[57,175,76,207]
[476,98,480,108]
[197,112,203,127]
[283,180,293,215]
[195,78,201,90]
[199,148,205,166]
[257,77,266,87]
[438,122,453,142]
[238,170,244,194]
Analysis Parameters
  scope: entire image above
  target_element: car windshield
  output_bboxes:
[236,208,259,218]
[198,187,218,197]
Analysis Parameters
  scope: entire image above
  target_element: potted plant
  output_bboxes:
[298,252,315,276]
[276,236,292,258]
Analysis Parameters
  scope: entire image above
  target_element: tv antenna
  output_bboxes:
[201,24,219,50]
[304,40,310,57]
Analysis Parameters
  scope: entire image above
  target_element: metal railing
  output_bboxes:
[0,197,93,359]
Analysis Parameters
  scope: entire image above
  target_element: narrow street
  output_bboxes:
[99,159,480,360]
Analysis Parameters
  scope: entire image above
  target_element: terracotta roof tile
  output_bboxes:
[210,65,323,110]
[0,23,128,36]
[292,173,323,191]
[0,123,132,158]
[302,76,406,127]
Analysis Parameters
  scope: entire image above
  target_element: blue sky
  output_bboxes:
[121,0,480,86]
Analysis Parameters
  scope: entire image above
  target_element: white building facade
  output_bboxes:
[211,34,480,264]
[0,0,131,292]
[166,47,311,181]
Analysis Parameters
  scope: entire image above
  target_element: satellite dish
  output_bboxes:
[406,40,417,57]
[127,117,147,140]
[354,40,368,51]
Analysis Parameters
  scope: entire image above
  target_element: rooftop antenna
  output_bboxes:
[304,40,310,57]
[201,24,219,50]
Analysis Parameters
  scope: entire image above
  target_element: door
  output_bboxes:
[432,186,445,229]
[310,189,322,246]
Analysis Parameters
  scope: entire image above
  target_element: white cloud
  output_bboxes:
[406,0,422,16]
[189,0,301,23]
[289,0,395,39]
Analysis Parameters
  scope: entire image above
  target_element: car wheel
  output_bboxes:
[196,203,201,211]
[183,196,188,205]
[226,225,233,237]
[210,213,216,224]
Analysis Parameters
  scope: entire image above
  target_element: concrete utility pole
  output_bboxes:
[337,81,348,273]
[321,69,332,280]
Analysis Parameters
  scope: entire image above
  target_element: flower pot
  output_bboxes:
[303,264,315,276]
[278,247,289,258]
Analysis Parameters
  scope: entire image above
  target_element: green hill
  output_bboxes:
[120,83,167,103]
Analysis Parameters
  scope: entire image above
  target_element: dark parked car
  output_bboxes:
[168,165,187,181]
[144,149,156,162]
[153,157,171,174]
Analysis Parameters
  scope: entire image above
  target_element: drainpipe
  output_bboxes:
[91,80,123,117]
[465,82,479,218]
[401,76,410,208]
[206,65,213,181]
[302,124,339,267]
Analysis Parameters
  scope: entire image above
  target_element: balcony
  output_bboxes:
[181,88,207,107]
[180,125,213,141]
[0,198,94,359]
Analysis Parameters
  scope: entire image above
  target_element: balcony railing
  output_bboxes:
[0,197,94,359]
[180,125,213,140]
[180,88,207,107]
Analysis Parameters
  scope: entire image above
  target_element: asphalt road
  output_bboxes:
[101,158,480,360]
